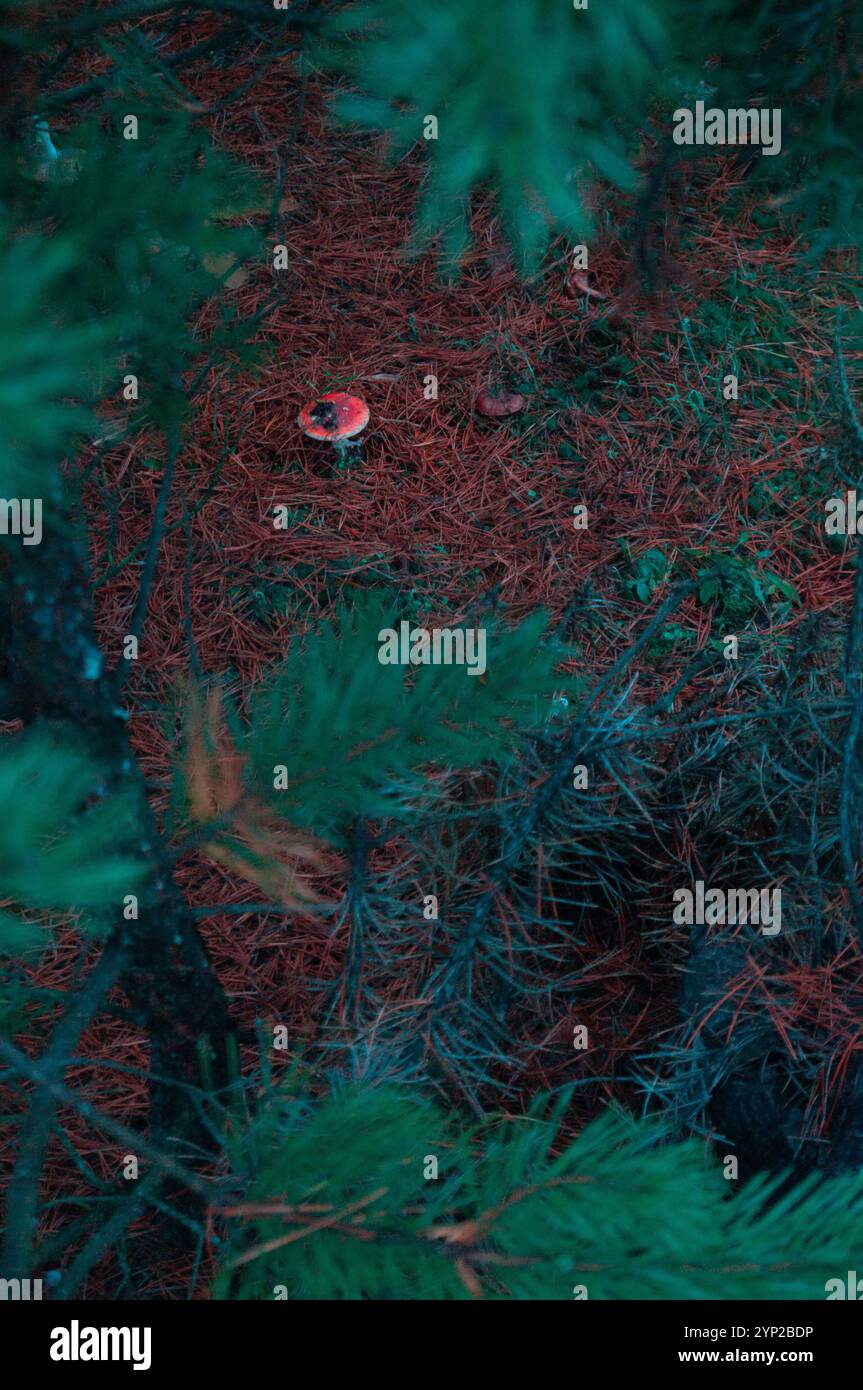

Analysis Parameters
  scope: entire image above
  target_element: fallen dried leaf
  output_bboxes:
[184,685,326,907]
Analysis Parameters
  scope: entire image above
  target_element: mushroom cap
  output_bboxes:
[475,388,524,418]
[298,392,369,442]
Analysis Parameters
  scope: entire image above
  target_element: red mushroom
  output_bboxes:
[298,392,369,455]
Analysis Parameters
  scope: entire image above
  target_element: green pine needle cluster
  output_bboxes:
[243,593,572,833]
[0,731,143,955]
[0,102,263,494]
[218,1079,863,1300]
[0,229,107,497]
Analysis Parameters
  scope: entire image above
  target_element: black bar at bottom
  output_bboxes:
[1,1297,858,1375]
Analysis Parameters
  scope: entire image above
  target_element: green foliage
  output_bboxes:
[29,111,258,409]
[217,1082,463,1300]
[0,228,108,496]
[0,94,263,493]
[244,592,571,832]
[0,730,143,954]
[317,0,863,268]
[218,1079,863,1300]
[696,548,799,627]
[0,968,36,1035]
[619,541,799,627]
[317,0,665,269]
[621,544,672,604]
[697,1,863,261]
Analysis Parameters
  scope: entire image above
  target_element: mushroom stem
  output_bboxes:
[333,437,362,465]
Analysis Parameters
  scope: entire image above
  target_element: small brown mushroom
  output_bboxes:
[475,389,524,418]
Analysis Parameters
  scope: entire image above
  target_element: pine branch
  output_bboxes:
[0,1036,218,1204]
[107,422,180,699]
[0,504,237,1269]
[428,582,696,1009]
[216,1081,863,1299]
[0,939,130,1279]
[51,1170,163,1299]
